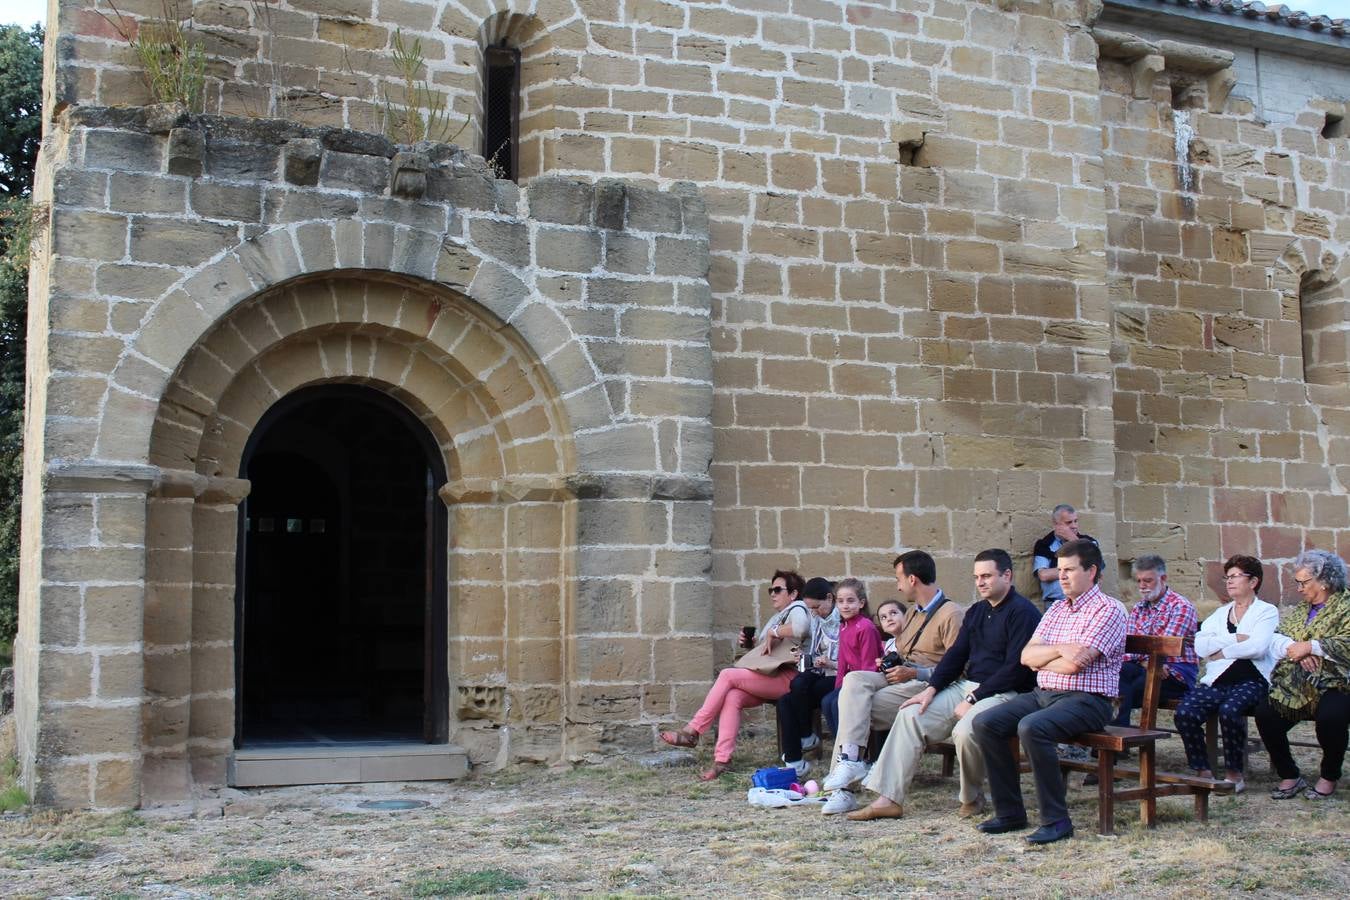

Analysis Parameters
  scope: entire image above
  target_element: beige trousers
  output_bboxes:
[835,670,930,747]
[861,679,1017,806]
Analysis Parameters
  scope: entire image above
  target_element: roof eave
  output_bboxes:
[1102,0,1350,64]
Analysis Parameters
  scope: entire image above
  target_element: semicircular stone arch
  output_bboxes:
[100,219,615,470]
[137,271,584,801]
[148,273,574,484]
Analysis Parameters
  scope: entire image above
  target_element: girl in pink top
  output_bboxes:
[834,578,883,687]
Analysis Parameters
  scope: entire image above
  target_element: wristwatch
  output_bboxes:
[964,692,977,704]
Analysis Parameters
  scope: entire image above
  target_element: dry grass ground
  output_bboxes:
[1,718,1347,898]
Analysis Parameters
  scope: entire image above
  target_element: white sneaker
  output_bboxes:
[823,758,869,792]
[821,789,859,815]
[786,758,812,776]
[747,787,802,808]
[800,733,821,753]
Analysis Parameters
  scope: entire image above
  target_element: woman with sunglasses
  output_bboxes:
[1172,555,1279,792]
[1255,549,1350,800]
[660,570,813,780]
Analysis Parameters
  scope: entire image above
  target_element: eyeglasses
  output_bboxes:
[1223,574,1253,581]
[767,586,786,595]
[1295,578,1315,589]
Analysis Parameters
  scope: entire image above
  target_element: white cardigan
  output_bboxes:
[1194,598,1280,687]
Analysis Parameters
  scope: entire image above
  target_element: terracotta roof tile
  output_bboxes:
[1134,0,1348,39]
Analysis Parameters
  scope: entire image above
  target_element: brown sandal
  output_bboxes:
[698,762,731,781]
[659,729,698,748]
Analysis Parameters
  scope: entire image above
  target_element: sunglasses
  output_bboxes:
[768,586,786,595]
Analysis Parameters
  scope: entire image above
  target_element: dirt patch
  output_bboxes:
[1,723,1347,898]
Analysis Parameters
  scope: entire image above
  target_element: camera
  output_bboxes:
[879,651,904,671]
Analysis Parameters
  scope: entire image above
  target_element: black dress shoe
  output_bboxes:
[977,815,1029,834]
[1026,820,1075,845]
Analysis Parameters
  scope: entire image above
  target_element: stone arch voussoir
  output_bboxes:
[111,221,608,468]
[147,274,576,485]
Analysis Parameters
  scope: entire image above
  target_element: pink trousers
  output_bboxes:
[688,667,796,764]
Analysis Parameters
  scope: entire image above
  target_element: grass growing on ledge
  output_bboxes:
[101,1,207,111]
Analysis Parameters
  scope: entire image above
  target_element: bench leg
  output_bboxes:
[1097,751,1115,836]
[1139,743,1157,828]
[941,749,954,778]
[1194,788,1209,823]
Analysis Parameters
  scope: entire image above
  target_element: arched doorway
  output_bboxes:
[235,384,448,747]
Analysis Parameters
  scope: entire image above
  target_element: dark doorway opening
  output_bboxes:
[235,385,448,747]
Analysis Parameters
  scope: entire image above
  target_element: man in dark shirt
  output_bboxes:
[845,549,1041,821]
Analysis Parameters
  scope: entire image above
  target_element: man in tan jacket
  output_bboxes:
[820,550,965,814]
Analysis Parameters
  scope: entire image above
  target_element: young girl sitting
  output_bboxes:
[821,597,904,814]
[817,579,882,745]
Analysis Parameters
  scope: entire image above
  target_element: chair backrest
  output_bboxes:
[1124,634,1183,731]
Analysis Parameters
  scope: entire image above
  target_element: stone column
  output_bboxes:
[188,477,250,787]
[18,463,155,808]
[440,476,572,768]
[566,474,714,760]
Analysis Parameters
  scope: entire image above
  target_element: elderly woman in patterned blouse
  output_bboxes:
[1254,549,1350,800]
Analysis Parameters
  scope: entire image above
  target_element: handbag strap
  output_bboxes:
[765,600,810,642]
[901,594,949,659]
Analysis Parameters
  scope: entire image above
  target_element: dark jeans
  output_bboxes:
[821,688,840,737]
[972,688,1113,826]
[1113,661,1188,727]
[1253,690,1350,782]
[777,671,835,763]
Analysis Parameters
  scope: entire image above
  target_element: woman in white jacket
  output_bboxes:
[1172,555,1279,792]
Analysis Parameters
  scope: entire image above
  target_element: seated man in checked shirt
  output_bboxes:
[971,538,1127,845]
[1113,554,1198,727]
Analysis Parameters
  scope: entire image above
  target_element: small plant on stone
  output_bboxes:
[383,29,468,146]
[102,1,207,112]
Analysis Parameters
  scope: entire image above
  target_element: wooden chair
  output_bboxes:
[1057,634,1233,835]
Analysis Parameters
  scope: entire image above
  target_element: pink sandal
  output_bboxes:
[659,729,698,748]
[698,762,731,781]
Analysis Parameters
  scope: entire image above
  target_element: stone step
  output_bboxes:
[229,743,468,787]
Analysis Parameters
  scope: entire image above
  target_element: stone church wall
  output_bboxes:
[15,0,1350,807]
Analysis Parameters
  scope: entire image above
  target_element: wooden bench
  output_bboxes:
[1156,696,1317,776]
[1058,634,1232,835]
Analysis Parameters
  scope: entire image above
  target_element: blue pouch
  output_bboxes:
[750,767,798,790]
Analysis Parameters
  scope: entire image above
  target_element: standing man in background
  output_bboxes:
[1032,504,1097,608]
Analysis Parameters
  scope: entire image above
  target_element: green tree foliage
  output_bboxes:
[0,23,42,642]
[0,25,43,198]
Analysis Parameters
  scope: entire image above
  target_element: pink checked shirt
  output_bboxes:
[1125,588,1199,687]
[1032,583,1127,697]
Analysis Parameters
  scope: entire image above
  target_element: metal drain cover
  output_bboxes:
[357,799,429,811]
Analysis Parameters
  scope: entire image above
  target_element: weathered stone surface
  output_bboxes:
[282,138,322,186]
[166,128,204,177]
[526,177,593,225]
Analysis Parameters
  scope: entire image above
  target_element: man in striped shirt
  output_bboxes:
[971,538,1127,844]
